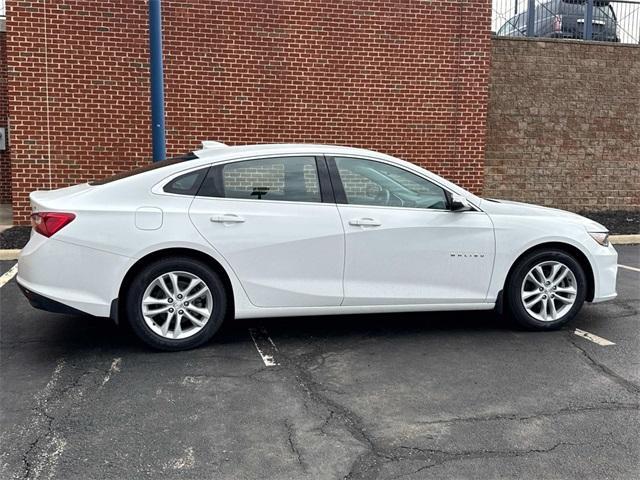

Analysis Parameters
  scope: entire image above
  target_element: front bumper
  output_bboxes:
[590,243,618,303]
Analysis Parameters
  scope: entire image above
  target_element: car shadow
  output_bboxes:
[231,309,511,342]
[25,309,515,354]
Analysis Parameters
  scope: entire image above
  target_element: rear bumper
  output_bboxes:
[17,280,90,317]
[548,32,619,42]
[17,232,132,317]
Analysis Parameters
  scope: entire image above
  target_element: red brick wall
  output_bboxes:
[7,1,151,223]
[0,31,9,205]
[8,0,492,224]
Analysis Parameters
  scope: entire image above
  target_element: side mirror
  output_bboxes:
[450,193,473,212]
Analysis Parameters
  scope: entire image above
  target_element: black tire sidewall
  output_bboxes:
[126,257,227,351]
[507,250,587,330]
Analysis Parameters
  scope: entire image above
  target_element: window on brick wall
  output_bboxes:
[200,157,321,203]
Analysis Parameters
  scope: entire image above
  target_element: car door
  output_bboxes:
[327,156,495,306]
[189,155,344,308]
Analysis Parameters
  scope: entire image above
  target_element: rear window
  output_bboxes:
[89,153,198,186]
[163,167,209,195]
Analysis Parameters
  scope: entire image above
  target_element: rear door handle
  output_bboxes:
[349,217,381,227]
[210,214,245,224]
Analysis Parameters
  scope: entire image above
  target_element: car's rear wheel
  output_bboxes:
[506,249,587,330]
[126,257,227,351]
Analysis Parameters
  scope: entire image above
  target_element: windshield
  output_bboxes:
[89,153,197,185]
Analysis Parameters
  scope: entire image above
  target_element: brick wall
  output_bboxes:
[485,37,640,216]
[7,0,492,224]
[0,31,9,205]
[7,1,151,223]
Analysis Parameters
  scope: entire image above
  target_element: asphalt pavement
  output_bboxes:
[0,246,638,480]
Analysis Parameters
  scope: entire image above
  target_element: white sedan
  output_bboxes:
[17,143,618,350]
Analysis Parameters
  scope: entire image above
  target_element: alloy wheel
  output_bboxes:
[520,261,577,322]
[141,271,213,339]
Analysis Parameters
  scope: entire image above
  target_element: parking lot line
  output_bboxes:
[574,328,616,346]
[618,264,640,273]
[0,263,18,288]
[248,327,279,367]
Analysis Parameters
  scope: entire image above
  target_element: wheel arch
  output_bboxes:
[115,247,235,324]
[503,242,595,303]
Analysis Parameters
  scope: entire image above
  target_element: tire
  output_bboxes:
[506,249,587,330]
[125,257,228,351]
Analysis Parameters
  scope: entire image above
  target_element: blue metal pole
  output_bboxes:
[148,0,166,162]
[584,0,594,40]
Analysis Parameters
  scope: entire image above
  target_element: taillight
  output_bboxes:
[31,212,76,237]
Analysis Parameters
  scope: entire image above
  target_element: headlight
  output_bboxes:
[588,232,610,247]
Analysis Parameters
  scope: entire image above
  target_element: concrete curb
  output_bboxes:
[0,250,21,261]
[610,235,640,245]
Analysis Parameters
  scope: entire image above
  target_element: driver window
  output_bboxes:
[334,157,448,210]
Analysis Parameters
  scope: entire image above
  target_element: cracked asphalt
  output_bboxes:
[1,245,639,479]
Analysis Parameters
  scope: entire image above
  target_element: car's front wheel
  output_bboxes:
[126,257,227,351]
[506,249,587,330]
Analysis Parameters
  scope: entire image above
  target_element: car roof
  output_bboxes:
[192,143,398,163]
[188,143,480,203]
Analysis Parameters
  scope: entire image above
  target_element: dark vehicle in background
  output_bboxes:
[497,0,620,42]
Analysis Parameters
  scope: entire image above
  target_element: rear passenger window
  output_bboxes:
[163,168,208,195]
[200,157,322,203]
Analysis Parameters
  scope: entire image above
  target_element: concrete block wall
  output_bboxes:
[485,37,640,216]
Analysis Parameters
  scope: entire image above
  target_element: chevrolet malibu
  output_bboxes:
[17,143,618,350]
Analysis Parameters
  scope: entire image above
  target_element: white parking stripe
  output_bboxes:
[574,329,616,346]
[248,327,279,367]
[0,264,18,288]
[618,264,640,273]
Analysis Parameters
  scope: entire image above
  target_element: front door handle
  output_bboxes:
[349,217,381,227]
[210,214,245,224]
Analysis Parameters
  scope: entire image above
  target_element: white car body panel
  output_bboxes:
[189,197,345,307]
[337,205,495,305]
[18,233,130,316]
[479,199,618,304]
[17,144,617,322]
